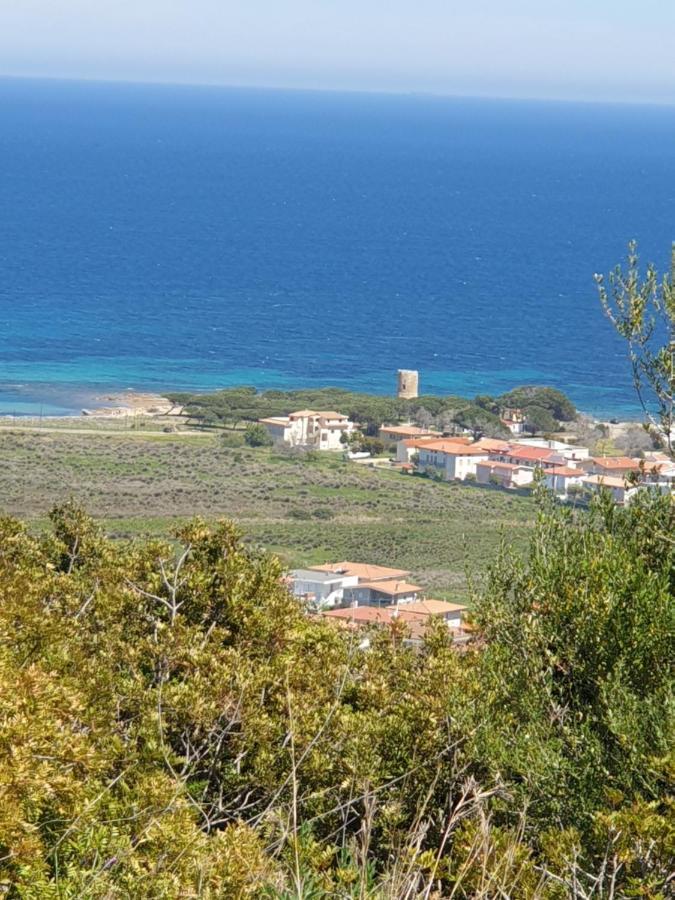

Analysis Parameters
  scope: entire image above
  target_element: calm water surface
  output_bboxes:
[1,79,674,414]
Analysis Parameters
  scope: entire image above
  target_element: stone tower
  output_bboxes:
[397,369,419,400]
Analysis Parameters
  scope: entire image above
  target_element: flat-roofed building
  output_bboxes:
[349,579,422,607]
[290,568,359,609]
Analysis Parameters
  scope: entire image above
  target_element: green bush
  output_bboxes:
[244,423,274,447]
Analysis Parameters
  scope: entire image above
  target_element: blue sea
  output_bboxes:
[1,78,674,416]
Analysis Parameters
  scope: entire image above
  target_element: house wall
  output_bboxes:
[545,473,584,494]
[292,574,359,607]
[445,453,488,481]
[317,426,348,450]
[418,447,445,471]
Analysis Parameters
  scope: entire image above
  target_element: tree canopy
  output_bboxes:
[595,242,675,455]
[0,492,671,896]
[169,385,577,438]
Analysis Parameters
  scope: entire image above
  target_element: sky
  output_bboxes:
[0,0,674,104]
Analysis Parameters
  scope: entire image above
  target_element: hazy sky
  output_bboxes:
[1,1,674,104]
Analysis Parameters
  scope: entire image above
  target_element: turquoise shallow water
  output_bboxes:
[1,79,674,416]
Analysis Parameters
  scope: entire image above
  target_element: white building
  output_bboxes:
[259,409,355,450]
[417,439,490,481]
[581,474,628,504]
[476,460,534,488]
[289,569,359,609]
[544,465,586,496]
[396,436,452,463]
[517,438,590,464]
[308,562,420,608]
[500,408,526,435]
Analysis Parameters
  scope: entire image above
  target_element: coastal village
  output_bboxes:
[257,371,675,507]
[253,371,675,647]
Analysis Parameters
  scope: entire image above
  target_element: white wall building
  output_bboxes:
[476,461,534,488]
[581,474,628,504]
[417,439,489,481]
[290,569,359,608]
[259,409,355,450]
[307,562,419,608]
[544,465,586,496]
[517,438,590,464]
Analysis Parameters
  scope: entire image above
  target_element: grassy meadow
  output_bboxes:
[0,428,536,600]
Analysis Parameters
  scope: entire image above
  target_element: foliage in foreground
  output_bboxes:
[0,492,672,897]
[595,242,675,454]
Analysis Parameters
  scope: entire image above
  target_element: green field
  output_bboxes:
[0,429,536,600]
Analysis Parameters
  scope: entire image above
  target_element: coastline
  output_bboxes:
[0,380,646,431]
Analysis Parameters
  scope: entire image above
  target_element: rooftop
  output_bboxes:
[291,569,352,584]
[380,424,439,437]
[259,416,289,426]
[309,561,411,582]
[546,466,584,477]
[473,438,512,452]
[358,579,423,596]
[583,474,627,489]
[313,410,350,420]
[387,599,467,616]
[500,445,557,462]
[419,439,489,456]
[590,456,641,470]
[476,460,528,472]
[402,437,442,448]
[323,607,393,625]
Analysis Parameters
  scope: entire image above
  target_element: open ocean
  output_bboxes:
[1,78,674,416]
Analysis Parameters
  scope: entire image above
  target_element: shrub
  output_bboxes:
[244,423,274,447]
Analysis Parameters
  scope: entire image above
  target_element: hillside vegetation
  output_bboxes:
[0,489,672,897]
[0,429,534,600]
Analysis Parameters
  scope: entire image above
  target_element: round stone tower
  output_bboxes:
[397,369,419,399]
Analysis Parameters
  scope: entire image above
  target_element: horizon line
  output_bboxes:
[1,72,674,110]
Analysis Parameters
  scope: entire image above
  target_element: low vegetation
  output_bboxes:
[0,430,534,599]
[0,488,671,896]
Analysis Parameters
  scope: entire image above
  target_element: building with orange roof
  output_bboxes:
[475,460,534,489]
[323,602,472,649]
[379,423,441,443]
[303,561,424,608]
[309,561,411,582]
[490,443,560,469]
[352,579,422,606]
[417,439,490,481]
[395,437,438,463]
[581,456,642,478]
[581,474,628,504]
[387,598,467,627]
[259,409,355,450]
[473,437,512,453]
